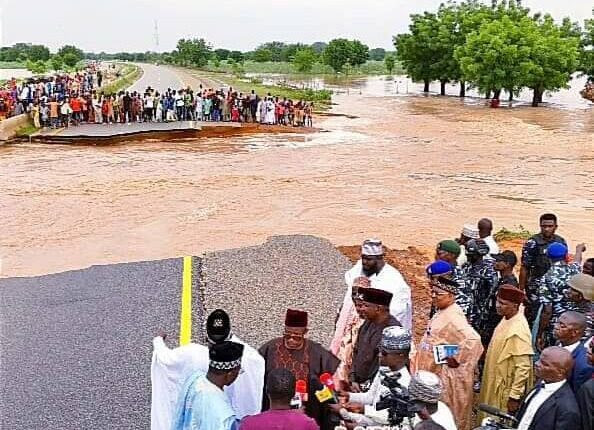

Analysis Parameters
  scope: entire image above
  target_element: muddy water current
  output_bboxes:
[1,74,592,277]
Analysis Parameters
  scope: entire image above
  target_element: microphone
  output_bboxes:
[295,379,308,402]
[311,377,337,404]
[477,403,518,424]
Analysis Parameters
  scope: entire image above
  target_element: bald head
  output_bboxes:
[536,346,574,383]
[478,218,493,238]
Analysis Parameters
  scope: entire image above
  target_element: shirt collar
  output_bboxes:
[542,379,566,392]
[563,341,580,353]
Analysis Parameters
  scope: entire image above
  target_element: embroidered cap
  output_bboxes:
[361,239,384,256]
[207,309,231,343]
[381,326,412,352]
[209,341,244,371]
[408,370,443,403]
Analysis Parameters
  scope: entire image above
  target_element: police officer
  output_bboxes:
[519,213,567,326]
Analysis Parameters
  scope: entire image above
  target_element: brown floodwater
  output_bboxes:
[1,73,593,277]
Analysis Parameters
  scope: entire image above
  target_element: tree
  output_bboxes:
[385,54,396,74]
[25,59,48,74]
[323,38,352,72]
[580,9,594,80]
[229,50,244,63]
[369,48,386,61]
[349,40,369,67]
[455,15,536,100]
[523,15,581,106]
[62,52,80,68]
[293,48,317,72]
[174,38,212,67]
[310,42,328,54]
[252,48,272,62]
[57,45,84,64]
[214,49,230,60]
[50,55,63,71]
[394,12,442,92]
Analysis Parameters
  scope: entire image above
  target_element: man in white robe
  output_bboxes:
[336,239,412,342]
[151,309,265,430]
[171,341,244,430]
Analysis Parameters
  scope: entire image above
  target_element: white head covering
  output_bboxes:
[362,238,384,256]
[462,224,480,239]
[409,370,443,403]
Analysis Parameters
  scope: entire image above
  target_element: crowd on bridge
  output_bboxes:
[150,212,594,430]
[0,62,105,121]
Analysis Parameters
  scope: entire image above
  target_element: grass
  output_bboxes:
[190,69,333,109]
[99,64,143,95]
[494,225,533,242]
[15,121,37,137]
[204,59,406,76]
[0,61,26,69]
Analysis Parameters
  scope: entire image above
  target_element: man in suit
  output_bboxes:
[577,339,593,430]
[516,346,581,430]
[554,311,594,392]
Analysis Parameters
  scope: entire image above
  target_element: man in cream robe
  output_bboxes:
[479,285,533,422]
[333,239,412,355]
[411,275,483,430]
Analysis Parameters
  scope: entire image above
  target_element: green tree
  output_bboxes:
[293,48,317,72]
[323,38,352,72]
[252,48,273,62]
[25,59,48,74]
[523,15,581,106]
[349,40,369,67]
[174,38,212,67]
[57,45,84,63]
[369,48,386,61]
[50,55,63,71]
[61,52,80,68]
[229,50,244,63]
[385,54,396,74]
[310,42,328,54]
[455,15,535,100]
[214,49,230,60]
[394,12,441,92]
[580,9,594,80]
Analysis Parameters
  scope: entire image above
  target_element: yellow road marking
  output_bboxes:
[179,256,192,345]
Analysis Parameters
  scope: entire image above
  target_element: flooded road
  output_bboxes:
[1,71,592,277]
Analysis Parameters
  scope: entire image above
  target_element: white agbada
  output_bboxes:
[150,335,265,430]
[265,100,275,124]
[342,260,412,331]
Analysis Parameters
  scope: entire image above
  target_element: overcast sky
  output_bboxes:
[1,0,591,53]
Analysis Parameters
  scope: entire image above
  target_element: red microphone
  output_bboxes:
[319,373,338,402]
[295,379,308,402]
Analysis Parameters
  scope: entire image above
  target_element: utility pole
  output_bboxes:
[154,20,159,51]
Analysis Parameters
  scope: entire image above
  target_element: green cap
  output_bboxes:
[437,240,461,257]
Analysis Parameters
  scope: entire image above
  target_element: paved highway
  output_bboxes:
[0,258,203,429]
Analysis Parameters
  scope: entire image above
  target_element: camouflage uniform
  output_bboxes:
[460,259,499,344]
[453,265,473,320]
[521,233,566,324]
[537,261,581,347]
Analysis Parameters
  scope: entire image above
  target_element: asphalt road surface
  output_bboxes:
[128,63,187,93]
[0,258,202,430]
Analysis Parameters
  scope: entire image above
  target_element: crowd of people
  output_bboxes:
[0,63,104,121]
[1,68,315,130]
[150,213,593,430]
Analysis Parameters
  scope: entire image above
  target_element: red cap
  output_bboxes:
[285,309,308,328]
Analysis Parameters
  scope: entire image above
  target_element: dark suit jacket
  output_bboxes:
[516,381,581,430]
[570,342,594,393]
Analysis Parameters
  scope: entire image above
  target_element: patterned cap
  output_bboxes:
[465,239,490,256]
[408,370,443,403]
[381,326,412,352]
[462,224,480,239]
[209,341,244,371]
[433,276,458,294]
[362,239,384,256]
